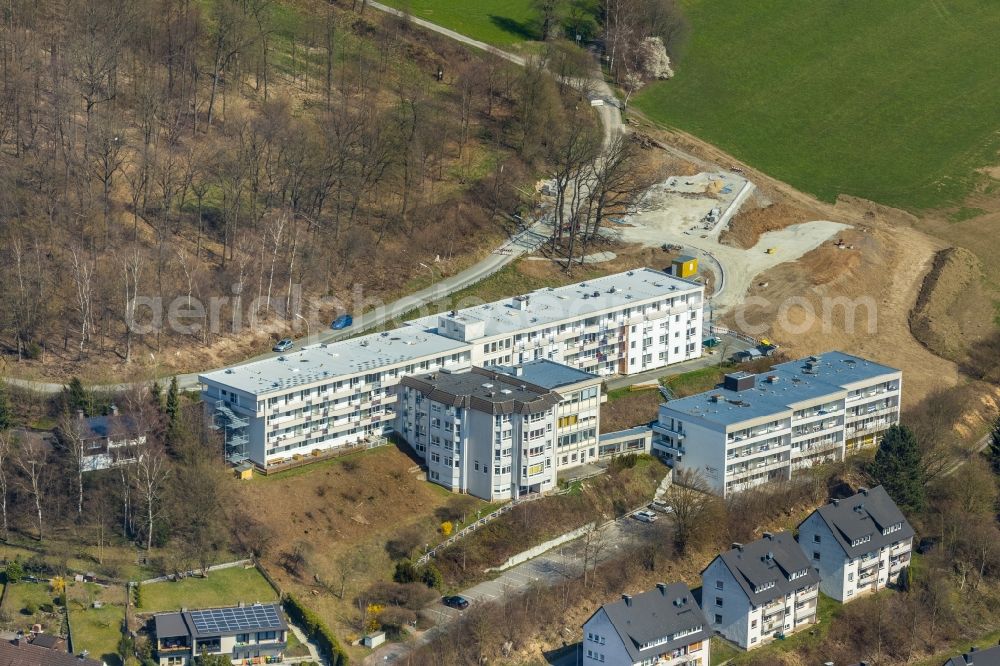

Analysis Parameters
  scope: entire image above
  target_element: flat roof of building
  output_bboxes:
[600,426,652,442]
[199,328,469,395]
[661,351,900,427]
[493,359,599,390]
[407,267,700,340]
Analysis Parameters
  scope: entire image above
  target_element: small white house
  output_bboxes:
[701,531,820,649]
[796,485,914,603]
[582,582,710,665]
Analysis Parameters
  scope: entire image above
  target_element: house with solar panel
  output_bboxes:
[153,602,287,665]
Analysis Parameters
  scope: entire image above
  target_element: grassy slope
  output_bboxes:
[634,0,1000,211]
[377,0,537,45]
[138,566,277,613]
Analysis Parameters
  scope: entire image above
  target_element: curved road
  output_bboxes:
[2,8,623,395]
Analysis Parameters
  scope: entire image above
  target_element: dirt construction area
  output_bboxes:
[616,172,849,311]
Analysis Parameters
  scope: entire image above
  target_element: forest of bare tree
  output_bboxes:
[0,0,622,381]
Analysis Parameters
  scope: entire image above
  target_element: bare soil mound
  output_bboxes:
[909,247,982,362]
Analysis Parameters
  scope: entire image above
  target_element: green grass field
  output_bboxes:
[67,582,126,666]
[378,0,538,45]
[634,0,1000,211]
[138,566,277,613]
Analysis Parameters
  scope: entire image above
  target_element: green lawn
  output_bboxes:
[634,0,1000,211]
[138,566,278,613]
[67,582,125,666]
[710,636,740,666]
[378,0,538,46]
[1,582,61,633]
[661,365,726,397]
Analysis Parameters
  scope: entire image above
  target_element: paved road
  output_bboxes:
[365,516,657,664]
[2,219,550,395]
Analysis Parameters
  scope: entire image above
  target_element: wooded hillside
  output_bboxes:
[0,0,594,380]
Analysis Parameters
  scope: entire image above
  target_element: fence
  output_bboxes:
[416,492,549,565]
[709,324,761,347]
[137,558,252,585]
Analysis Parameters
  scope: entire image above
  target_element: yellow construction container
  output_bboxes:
[234,462,254,480]
[672,255,698,278]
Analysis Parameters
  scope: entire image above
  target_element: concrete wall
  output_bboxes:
[486,522,595,571]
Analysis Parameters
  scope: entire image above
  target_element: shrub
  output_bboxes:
[378,606,417,637]
[363,582,435,610]
[5,561,23,584]
[393,560,417,584]
[22,601,38,615]
[420,564,443,590]
[133,583,143,609]
[283,595,348,666]
[440,521,453,537]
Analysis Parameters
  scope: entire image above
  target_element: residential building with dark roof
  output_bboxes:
[701,531,820,649]
[398,365,567,500]
[943,642,1000,666]
[0,636,103,666]
[493,360,605,469]
[152,602,287,666]
[796,485,914,603]
[581,582,711,665]
[57,406,148,472]
[653,352,901,496]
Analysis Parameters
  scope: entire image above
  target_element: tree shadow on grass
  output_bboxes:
[488,15,538,42]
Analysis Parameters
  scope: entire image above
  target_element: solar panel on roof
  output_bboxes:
[189,604,282,635]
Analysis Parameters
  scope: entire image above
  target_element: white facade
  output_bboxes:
[653,353,901,497]
[397,377,559,501]
[796,487,914,603]
[582,583,710,666]
[201,268,704,470]
[701,533,820,649]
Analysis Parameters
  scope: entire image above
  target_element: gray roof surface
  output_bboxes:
[944,644,1000,666]
[600,426,652,442]
[199,328,468,395]
[586,582,710,663]
[661,351,900,428]
[154,603,286,640]
[154,611,190,638]
[401,369,562,415]
[706,531,819,606]
[806,485,914,559]
[492,359,599,390]
[407,267,700,339]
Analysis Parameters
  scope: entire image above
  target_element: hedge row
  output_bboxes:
[283,594,349,666]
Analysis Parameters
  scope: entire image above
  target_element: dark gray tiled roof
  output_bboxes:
[706,531,819,606]
[154,612,188,638]
[944,644,1000,666]
[401,369,562,415]
[807,485,914,559]
[0,639,102,666]
[585,582,710,663]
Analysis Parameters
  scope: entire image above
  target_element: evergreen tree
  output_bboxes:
[988,414,1000,475]
[869,424,925,512]
[166,376,180,421]
[150,380,164,412]
[165,377,183,450]
[0,382,12,431]
[63,377,89,416]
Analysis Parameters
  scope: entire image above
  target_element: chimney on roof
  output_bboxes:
[622,594,632,607]
[860,487,869,496]
[656,582,667,595]
[732,542,743,551]
[763,531,773,540]
[515,367,523,377]
[831,498,840,507]
[110,404,118,416]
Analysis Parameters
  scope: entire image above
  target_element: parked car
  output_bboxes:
[272,338,294,352]
[649,500,673,514]
[331,314,353,330]
[633,510,658,523]
[442,595,469,610]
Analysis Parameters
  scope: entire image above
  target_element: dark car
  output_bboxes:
[272,338,294,352]
[331,314,353,330]
[442,595,469,610]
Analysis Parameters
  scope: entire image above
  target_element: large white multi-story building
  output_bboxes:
[199,268,703,470]
[796,485,914,603]
[652,352,901,497]
[701,532,820,649]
